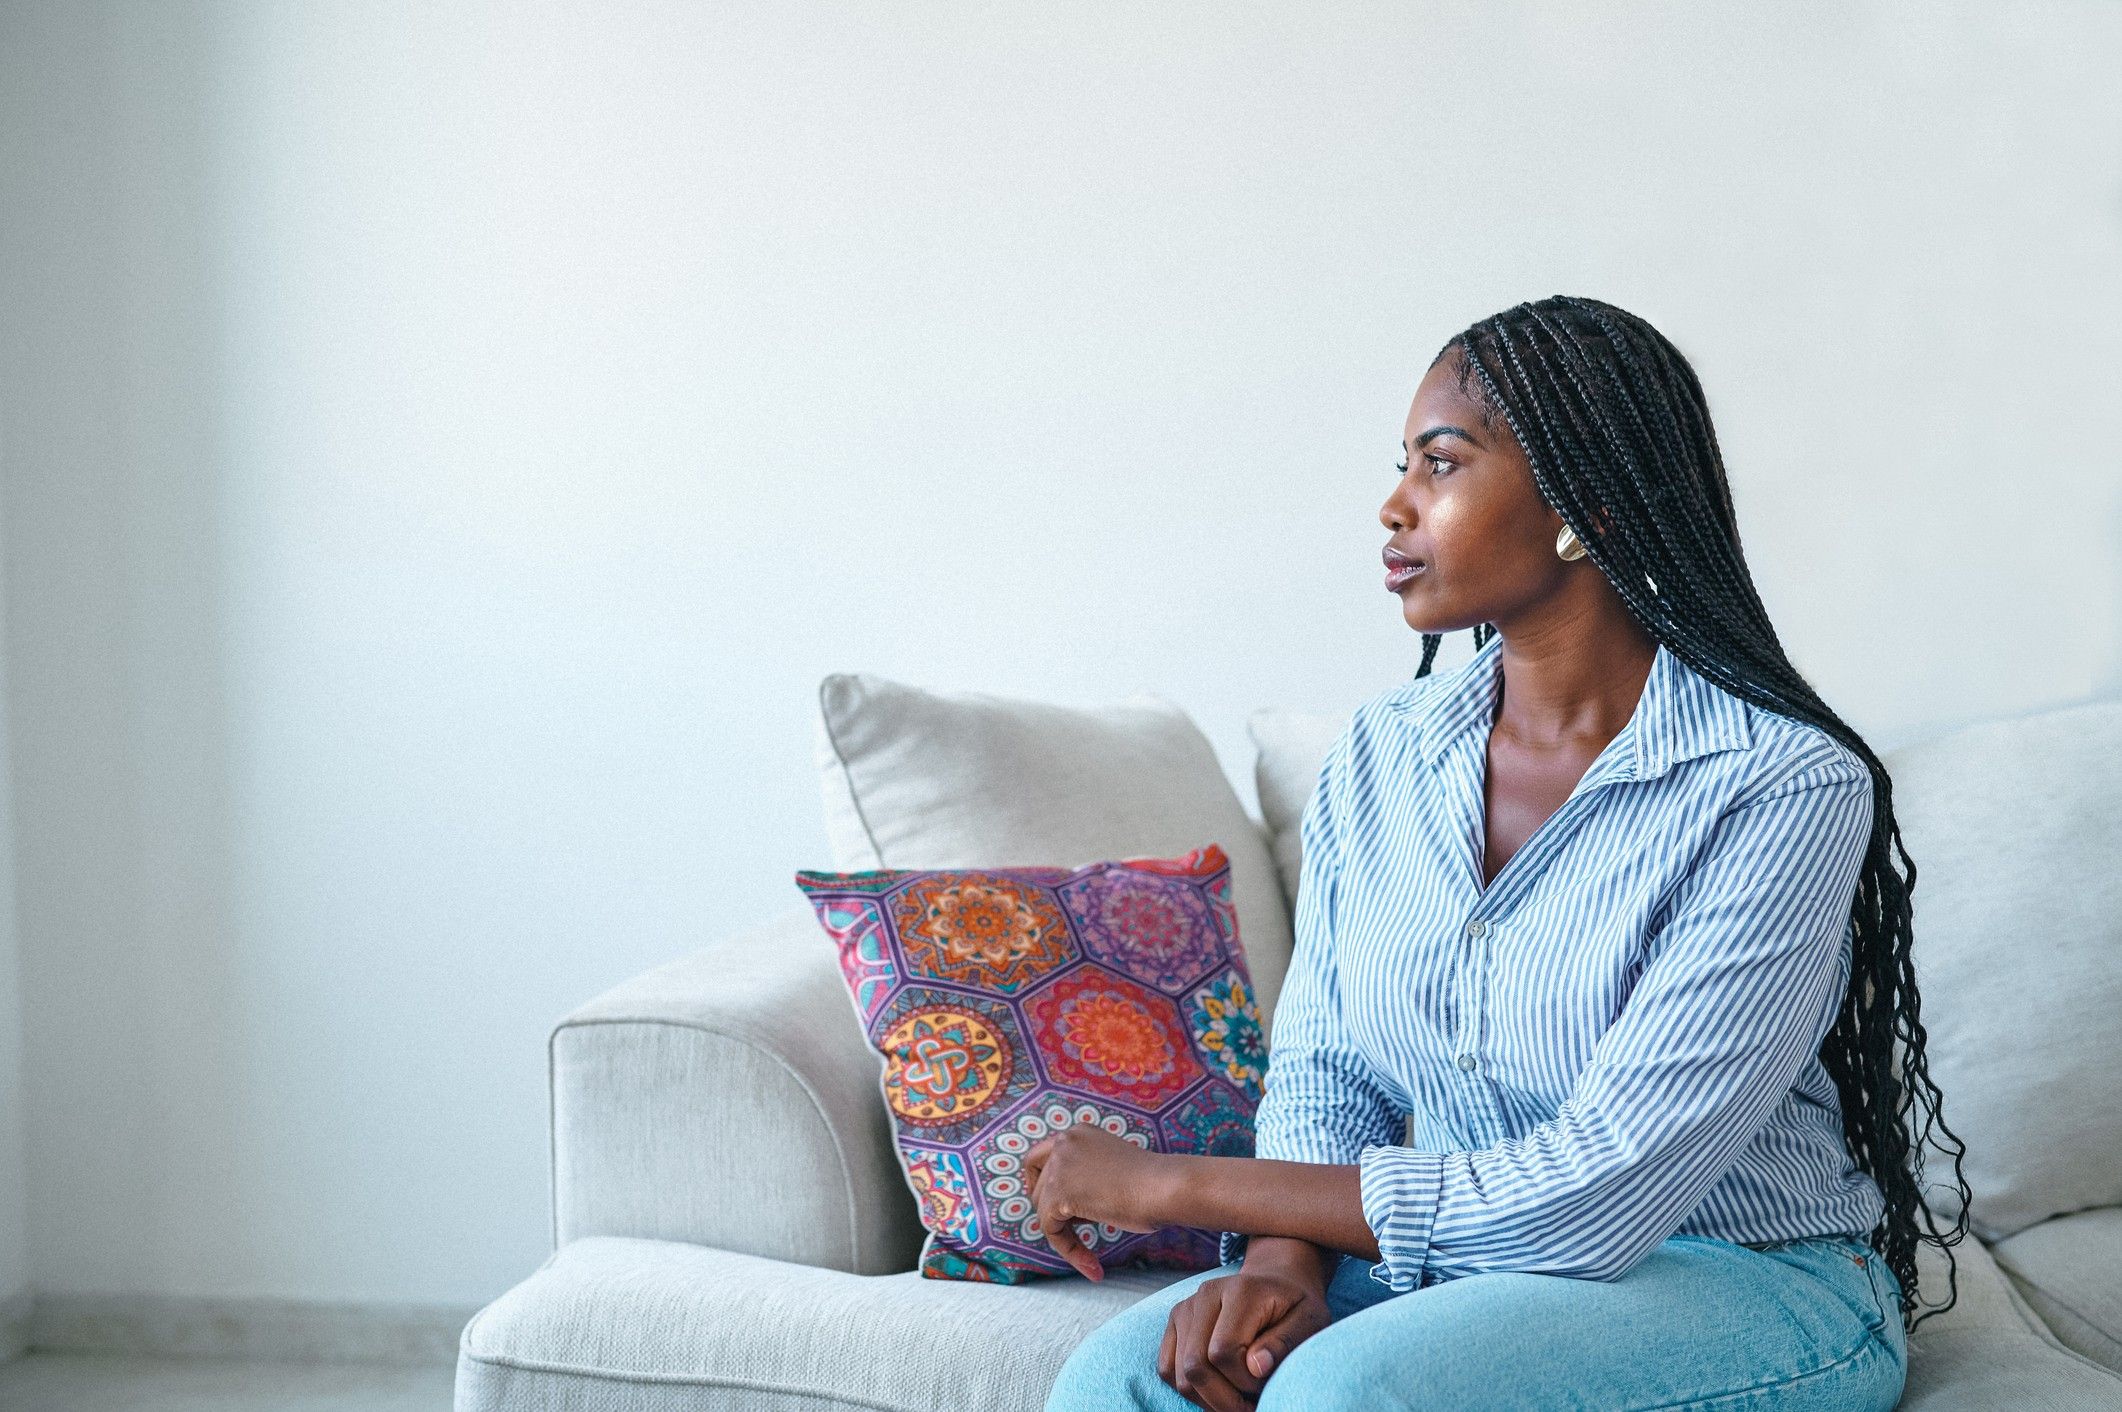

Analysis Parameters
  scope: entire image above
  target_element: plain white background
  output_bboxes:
[1,0,2117,1317]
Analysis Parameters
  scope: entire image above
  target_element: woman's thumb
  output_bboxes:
[1247,1343,1276,1378]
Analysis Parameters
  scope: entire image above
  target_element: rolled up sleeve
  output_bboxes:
[1355,761,1875,1291]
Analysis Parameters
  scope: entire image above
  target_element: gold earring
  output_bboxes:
[1556,524,1589,562]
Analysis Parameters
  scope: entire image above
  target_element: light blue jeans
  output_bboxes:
[1046,1233,1907,1411]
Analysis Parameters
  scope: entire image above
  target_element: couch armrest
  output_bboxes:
[549,902,924,1275]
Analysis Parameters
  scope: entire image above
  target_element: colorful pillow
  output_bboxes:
[794,842,1267,1284]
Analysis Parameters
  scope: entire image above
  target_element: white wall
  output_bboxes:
[0,0,2116,1309]
[0,481,27,1340]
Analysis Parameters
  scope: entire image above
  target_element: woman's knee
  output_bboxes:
[1043,1271,1217,1412]
[1252,1328,1410,1412]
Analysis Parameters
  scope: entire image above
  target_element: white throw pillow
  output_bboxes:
[1883,697,2122,1240]
[813,672,1295,1034]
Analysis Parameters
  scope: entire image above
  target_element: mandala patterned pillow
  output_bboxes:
[794,842,1267,1283]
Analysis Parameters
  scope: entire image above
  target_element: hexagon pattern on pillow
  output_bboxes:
[795,842,1266,1283]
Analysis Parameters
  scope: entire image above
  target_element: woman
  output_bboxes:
[1030,297,1972,1411]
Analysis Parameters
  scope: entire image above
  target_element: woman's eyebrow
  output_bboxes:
[1405,424,1481,450]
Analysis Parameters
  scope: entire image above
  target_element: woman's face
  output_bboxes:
[1381,348,1579,636]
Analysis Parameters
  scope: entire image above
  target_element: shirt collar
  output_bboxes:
[1387,631,1752,782]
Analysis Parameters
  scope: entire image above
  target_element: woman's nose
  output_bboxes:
[1381,489,1413,531]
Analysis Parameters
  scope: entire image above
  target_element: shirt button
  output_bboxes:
[1465,918,1487,938]
[1456,1053,1477,1071]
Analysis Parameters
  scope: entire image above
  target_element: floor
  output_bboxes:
[0,1352,454,1410]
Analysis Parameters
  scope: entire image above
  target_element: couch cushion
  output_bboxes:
[1246,706,1345,908]
[813,673,1295,1032]
[454,1236,1189,1412]
[1898,1223,2122,1409]
[1882,699,2122,1240]
[793,844,1266,1284]
[1990,1206,2122,1378]
[455,1234,2122,1412]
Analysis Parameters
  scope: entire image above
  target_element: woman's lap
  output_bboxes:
[1044,1234,1907,1412]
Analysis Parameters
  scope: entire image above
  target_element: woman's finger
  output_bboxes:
[1032,1198,1102,1281]
[1168,1288,1251,1412]
[1203,1283,1278,1398]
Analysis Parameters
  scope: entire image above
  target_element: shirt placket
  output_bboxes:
[1444,742,1636,1152]
[1448,909,1511,1148]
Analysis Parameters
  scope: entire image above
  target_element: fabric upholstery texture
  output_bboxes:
[1991,1206,2122,1377]
[1896,1224,2122,1409]
[1879,699,2122,1240]
[1246,705,1345,907]
[451,1229,2122,1412]
[794,843,1266,1283]
[550,902,926,1274]
[454,1236,1191,1412]
[812,671,1295,1034]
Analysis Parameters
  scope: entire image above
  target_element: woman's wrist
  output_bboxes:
[1151,1152,1205,1230]
[1241,1235,1338,1290]
[1156,1156,1336,1289]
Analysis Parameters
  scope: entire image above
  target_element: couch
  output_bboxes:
[455,670,2122,1410]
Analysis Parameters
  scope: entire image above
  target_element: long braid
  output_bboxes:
[1413,296,1972,1337]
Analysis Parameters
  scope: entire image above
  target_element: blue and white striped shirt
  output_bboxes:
[1219,631,1886,1291]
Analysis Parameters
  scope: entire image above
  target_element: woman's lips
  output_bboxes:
[1385,562,1427,591]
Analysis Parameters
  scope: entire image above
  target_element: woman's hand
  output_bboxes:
[1158,1263,1333,1411]
[1021,1125,1174,1280]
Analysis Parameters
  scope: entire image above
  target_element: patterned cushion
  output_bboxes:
[794,843,1266,1284]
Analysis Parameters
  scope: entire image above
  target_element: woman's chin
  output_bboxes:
[1399,599,1446,633]
[1399,598,1477,637]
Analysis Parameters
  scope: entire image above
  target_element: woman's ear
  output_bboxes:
[1549,504,1614,539]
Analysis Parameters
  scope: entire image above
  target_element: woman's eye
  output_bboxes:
[1395,454,1456,477]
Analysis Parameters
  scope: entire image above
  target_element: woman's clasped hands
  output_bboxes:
[1155,1257,1334,1410]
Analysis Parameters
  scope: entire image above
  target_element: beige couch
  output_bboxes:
[455,673,2122,1410]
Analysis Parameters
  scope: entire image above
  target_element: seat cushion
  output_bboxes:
[1990,1206,2122,1378]
[457,1234,2122,1412]
[813,672,1295,1032]
[1896,1230,2122,1409]
[454,1236,1189,1412]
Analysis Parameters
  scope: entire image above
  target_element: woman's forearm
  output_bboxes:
[1156,1154,1382,1264]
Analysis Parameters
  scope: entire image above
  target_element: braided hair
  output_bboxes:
[1417,296,1971,1336]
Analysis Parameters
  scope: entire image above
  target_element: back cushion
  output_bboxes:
[1248,707,1349,908]
[814,672,1295,1034]
[1883,698,2122,1239]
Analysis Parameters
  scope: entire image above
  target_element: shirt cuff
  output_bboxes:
[1358,1142,1444,1292]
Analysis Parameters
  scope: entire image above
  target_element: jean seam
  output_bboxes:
[1816,1237,1898,1354]
[1622,1329,1884,1411]
[1766,1239,1894,1345]
[1855,1250,1897,1350]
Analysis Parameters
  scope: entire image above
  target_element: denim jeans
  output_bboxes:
[1045,1232,1907,1411]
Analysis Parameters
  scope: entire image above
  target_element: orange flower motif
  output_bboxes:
[1065,992,1178,1080]
[894,876,1073,992]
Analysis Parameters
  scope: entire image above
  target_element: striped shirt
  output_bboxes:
[1219,631,1886,1291]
